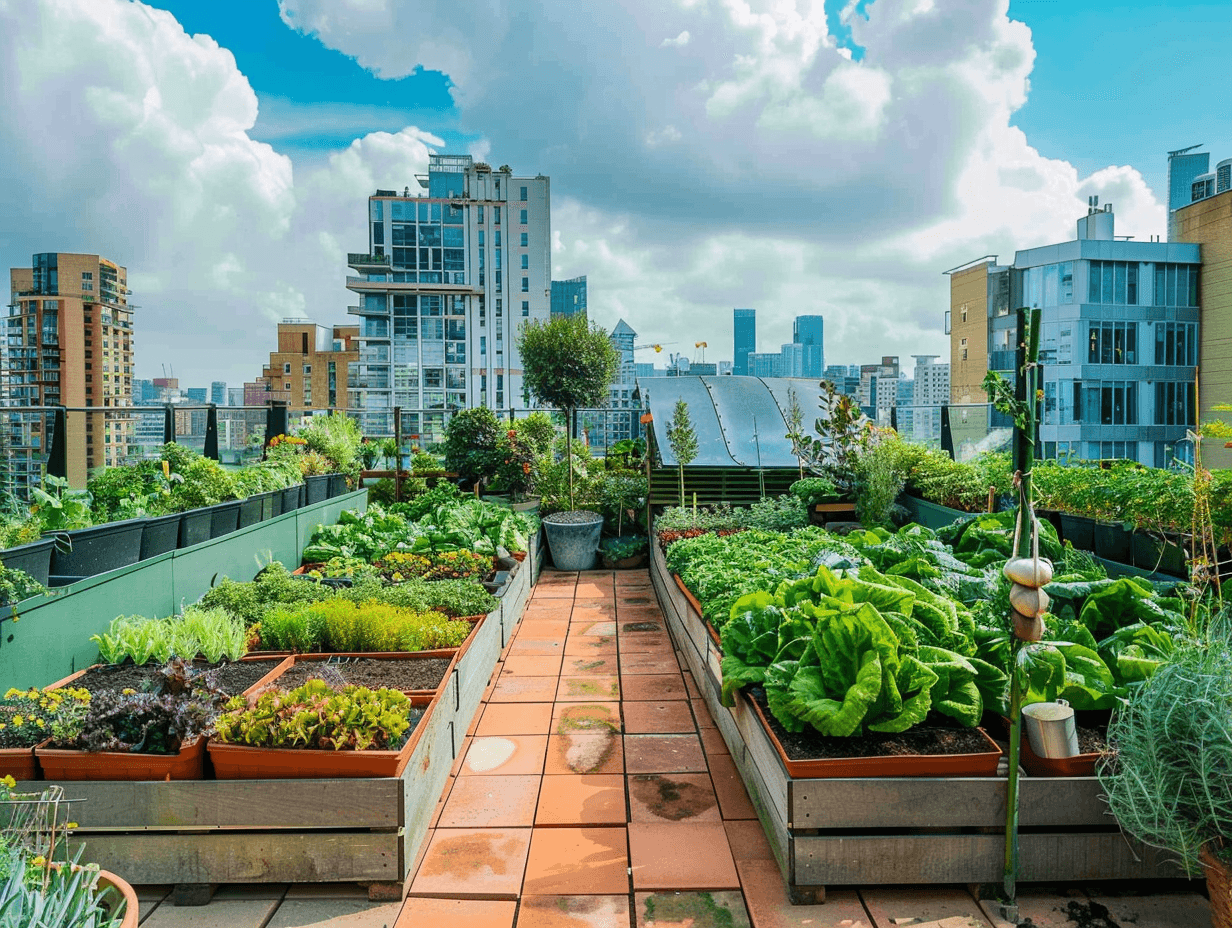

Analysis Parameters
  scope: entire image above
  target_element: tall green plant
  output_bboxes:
[665,399,698,508]
[517,315,619,511]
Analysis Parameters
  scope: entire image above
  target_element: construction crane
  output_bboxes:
[694,341,708,364]
[632,342,675,354]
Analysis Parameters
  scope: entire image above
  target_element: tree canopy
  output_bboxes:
[517,315,620,413]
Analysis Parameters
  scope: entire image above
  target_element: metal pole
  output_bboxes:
[394,406,402,502]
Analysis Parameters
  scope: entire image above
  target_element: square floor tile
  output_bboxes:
[619,653,681,675]
[501,655,565,677]
[634,890,749,927]
[617,634,674,654]
[477,703,556,737]
[628,773,721,823]
[564,636,618,656]
[691,699,717,729]
[575,579,615,598]
[572,604,617,619]
[490,676,560,703]
[439,775,541,828]
[706,752,757,820]
[619,619,665,635]
[682,671,701,699]
[535,774,627,826]
[409,827,532,899]
[623,701,697,734]
[553,702,622,734]
[523,827,630,895]
[266,899,393,928]
[516,894,630,928]
[545,732,625,775]
[563,655,619,676]
[461,735,548,776]
[397,897,517,928]
[737,860,871,928]
[507,638,565,657]
[571,620,618,637]
[627,822,739,890]
[625,734,707,774]
[621,675,687,702]
[557,675,620,701]
[139,898,279,926]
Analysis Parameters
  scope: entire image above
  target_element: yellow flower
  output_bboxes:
[0,774,13,788]
[11,716,22,726]
[66,822,78,829]
[31,855,45,867]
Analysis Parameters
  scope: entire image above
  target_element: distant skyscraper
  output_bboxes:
[551,276,587,318]
[227,387,244,406]
[792,315,825,378]
[210,381,227,405]
[733,309,756,376]
[186,388,207,403]
[748,352,780,378]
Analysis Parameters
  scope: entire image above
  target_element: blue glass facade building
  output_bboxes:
[733,308,755,376]
[551,276,587,318]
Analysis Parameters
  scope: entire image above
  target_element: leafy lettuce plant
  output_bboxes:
[213,680,416,751]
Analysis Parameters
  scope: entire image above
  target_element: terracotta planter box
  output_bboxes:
[275,652,460,699]
[36,734,207,781]
[748,695,1002,779]
[996,715,1102,778]
[207,695,433,780]
[45,655,293,699]
[0,745,37,780]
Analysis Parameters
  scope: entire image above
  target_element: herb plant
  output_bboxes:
[213,681,417,751]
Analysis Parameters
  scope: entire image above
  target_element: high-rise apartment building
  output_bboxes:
[1172,151,1232,469]
[551,276,587,318]
[733,309,756,376]
[748,352,780,378]
[210,381,227,406]
[912,355,950,406]
[346,155,551,442]
[1167,145,1211,240]
[253,321,360,413]
[792,315,825,379]
[6,252,134,488]
[950,206,1200,465]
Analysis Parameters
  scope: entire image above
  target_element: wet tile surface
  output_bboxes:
[622,700,697,734]
[410,827,532,899]
[620,675,687,701]
[522,827,630,895]
[627,773,721,823]
[535,774,627,826]
[516,894,631,928]
[556,675,621,701]
[396,897,517,928]
[545,731,625,775]
[461,735,548,776]
[439,775,542,828]
[477,702,556,736]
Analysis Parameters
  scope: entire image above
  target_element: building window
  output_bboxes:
[494,231,501,247]
[1087,322,1137,364]
[522,301,529,317]
[520,186,527,200]
[284,363,291,374]
[521,277,529,292]
[520,232,528,247]
[1074,380,1138,425]
[494,207,500,225]
[521,254,528,269]
[1154,322,1197,366]
[1155,381,1195,425]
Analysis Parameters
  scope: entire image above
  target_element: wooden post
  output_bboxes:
[1003,307,1042,910]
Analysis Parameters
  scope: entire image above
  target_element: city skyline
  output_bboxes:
[1,1,1229,385]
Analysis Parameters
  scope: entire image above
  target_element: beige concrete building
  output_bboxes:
[1172,189,1232,469]
[252,321,360,413]
[6,253,134,488]
[947,259,1007,405]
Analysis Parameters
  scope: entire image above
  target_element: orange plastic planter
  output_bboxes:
[36,735,207,781]
[0,746,37,780]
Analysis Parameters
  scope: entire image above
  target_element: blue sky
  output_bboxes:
[3,0,1229,384]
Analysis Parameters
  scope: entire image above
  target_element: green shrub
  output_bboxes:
[789,476,841,506]
[298,412,364,482]
[441,407,505,489]
[741,495,808,532]
[259,604,327,652]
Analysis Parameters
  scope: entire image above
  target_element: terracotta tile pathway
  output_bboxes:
[137,568,1210,928]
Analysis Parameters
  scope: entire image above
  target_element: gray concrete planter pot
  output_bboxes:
[542,511,604,571]
[139,513,182,561]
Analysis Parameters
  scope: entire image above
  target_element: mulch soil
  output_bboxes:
[69,659,284,699]
[270,657,452,692]
[751,688,995,760]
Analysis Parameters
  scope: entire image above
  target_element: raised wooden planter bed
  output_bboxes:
[15,542,535,900]
[650,540,1176,903]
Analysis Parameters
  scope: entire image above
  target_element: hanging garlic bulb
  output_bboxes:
[1009,584,1050,618]
[1003,557,1053,589]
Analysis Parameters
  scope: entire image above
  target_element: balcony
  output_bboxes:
[348,253,391,271]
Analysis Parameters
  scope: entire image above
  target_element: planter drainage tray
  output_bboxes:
[272,654,455,696]
[748,689,1001,779]
[37,734,206,781]
[49,657,291,700]
[208,698,430,779]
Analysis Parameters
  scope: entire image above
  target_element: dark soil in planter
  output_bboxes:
[70,659,284,699]
[1075,724,1108,755]
[751,688,992,760]
[274,657,451,692]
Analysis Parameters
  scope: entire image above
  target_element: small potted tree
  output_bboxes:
[518,315,619,570]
